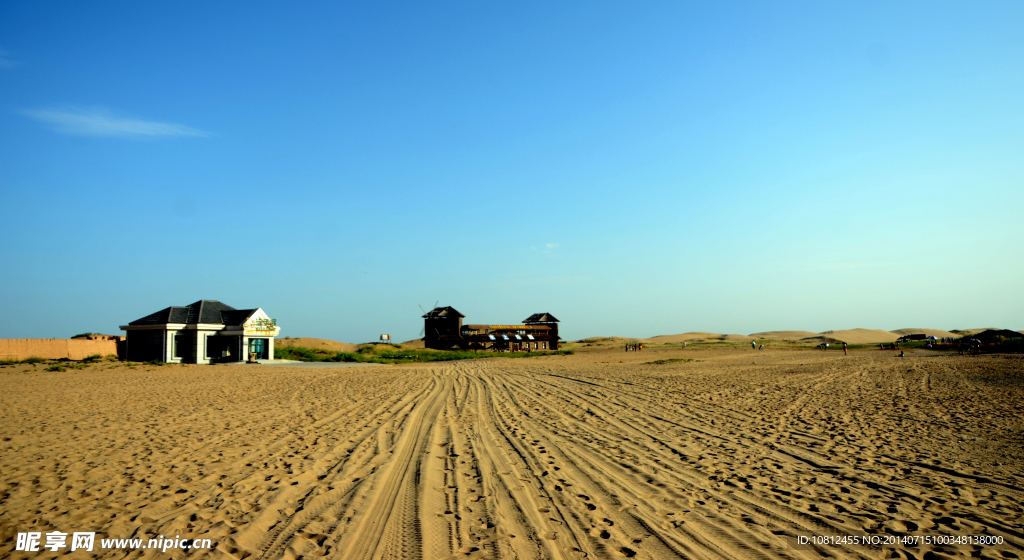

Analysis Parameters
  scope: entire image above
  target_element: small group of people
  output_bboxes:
[959,339,982,355]
[625,343,643,352]
[750,341,765,350]
[817,342,851,355]
[878,342,901,351]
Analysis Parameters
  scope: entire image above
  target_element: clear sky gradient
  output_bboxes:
[1,2,1021,342]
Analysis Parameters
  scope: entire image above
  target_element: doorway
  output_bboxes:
[249,338,268,360]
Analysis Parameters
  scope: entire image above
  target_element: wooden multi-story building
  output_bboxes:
[422,307,560,351]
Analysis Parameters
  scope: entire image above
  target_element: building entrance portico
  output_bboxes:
[247,338,268,360]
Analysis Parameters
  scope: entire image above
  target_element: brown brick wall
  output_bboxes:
[0,338,121,361]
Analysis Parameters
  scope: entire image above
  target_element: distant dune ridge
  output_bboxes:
[817,328,899,344]
[747,331,819,340]
[276,337,359,353]
[951,328,1001,337]
[646,332,752,343]
[299,328,1002,350]
[891,328,959,338]
[632,327,998,344]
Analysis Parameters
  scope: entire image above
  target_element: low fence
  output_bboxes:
[0,338,122,361]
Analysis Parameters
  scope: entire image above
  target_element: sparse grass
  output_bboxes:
[146,360,167,366]
[644,358,700,365]
[105,354,120,361]
[44,362,88,371]
[276,345,573,364]
[46,363,84,371]
[83,354,103,363]
[21,357,47,365]
[274,346,324,361]
[0,359,18,366]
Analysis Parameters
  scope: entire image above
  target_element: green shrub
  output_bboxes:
[276,345,573,365]
[147,360,166,366]
[21,357,47,364]
[105,354,120,361]
[328,352,364,362]
[274,346,326,361]
[82,354,103,363]
[45,365,67,372]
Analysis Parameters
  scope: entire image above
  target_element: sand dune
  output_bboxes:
[953,328,1001,337]
[818,328,899,343]
[891,328,958,338]
[646,332,752,343]
[748,330,820,340]
[276,337,359,352]
[2,349,1021,559]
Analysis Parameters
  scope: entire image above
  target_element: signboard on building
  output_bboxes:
[245,318,278,336]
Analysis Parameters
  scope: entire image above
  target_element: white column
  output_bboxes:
[196,332,209,365]
[165,330,174,362]
[268,337,275,360]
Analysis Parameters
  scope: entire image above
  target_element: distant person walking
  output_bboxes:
[752,341,756,350]
[843,342,848,356]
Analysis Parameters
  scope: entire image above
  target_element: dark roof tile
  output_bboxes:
[129,300,247,326]
[423,306,464,319]
[524,313,559,323]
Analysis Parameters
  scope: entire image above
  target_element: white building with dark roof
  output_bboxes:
[120,300,280,363]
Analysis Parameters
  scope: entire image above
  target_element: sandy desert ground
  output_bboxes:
[2,345,1022,559]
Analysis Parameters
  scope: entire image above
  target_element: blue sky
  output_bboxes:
[1,2,1022,342]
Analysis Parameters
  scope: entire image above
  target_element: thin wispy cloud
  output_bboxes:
[22,106,209,138]
[533,242,560,256]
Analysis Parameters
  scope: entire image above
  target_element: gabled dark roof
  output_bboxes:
[423,306,464,319]
[221,309,259,326]
[524,313,559,323]
[129,300,258,326]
